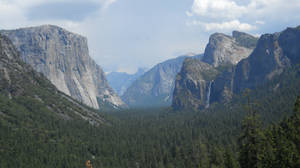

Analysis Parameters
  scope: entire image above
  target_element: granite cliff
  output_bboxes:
[0,33,105,125]
[172,31,258,110]
[172,26,300,110]
[1,25,125,109]
[172,58,219,110]
[211,26,300,104]
[232,26,300,93]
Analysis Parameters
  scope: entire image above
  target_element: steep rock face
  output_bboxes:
[202,31,258,67]
[232,31,258,48]
[172,58,219,110]
[171,31,257,110]
[210,65,236,104]
[107,68,146,96]
[233,27,300,93]
[172,26,300,111]
[212,28,298,104]
[122,54,202,107]
[1,25,125,109]
[0,34,105,125]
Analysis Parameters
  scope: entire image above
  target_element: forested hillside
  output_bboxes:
[1,63,300,167]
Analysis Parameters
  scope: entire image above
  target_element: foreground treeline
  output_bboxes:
[1,97,300,168]
[239,97,300,168]
[0,67,300,168]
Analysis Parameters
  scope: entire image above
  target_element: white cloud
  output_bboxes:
[0,1,27,28]
[255,20,265,25]
[188,20,256,32]
[187,0,300,32]
[102,0,116,9]
[190,0,246,19]
[204,20,256,31]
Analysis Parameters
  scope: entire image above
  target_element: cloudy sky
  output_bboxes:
[0,0,300,73]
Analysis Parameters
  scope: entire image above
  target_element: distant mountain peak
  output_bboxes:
[107,67,147,96]
[121,54,203,107]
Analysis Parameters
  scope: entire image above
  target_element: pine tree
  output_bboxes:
[267,97,300,168]
[238,90,265,168]
[224,148,238,168]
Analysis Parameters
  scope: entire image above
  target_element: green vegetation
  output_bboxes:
[1,63,300,168]
[238,97,300,168]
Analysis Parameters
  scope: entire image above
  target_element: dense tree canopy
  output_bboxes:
[0,67,300,167]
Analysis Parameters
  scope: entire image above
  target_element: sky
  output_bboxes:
[0,0,300,73]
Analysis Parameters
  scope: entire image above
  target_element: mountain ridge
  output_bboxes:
[172,26,300,110]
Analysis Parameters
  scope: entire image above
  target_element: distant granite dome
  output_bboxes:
[107,68,146,96]
[1,25,125,109]
[121,54,203,107]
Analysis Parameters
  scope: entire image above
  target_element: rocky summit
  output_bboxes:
[202,31,258,67]
[1,25,125,109]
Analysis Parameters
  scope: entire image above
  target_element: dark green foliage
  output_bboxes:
[238,92,265,168]
[259,97,300,168]
[1,62,300,167]
[224,148,239,168]
[237,97,300,168]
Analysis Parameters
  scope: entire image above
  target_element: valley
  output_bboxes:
[0,24,300,168]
